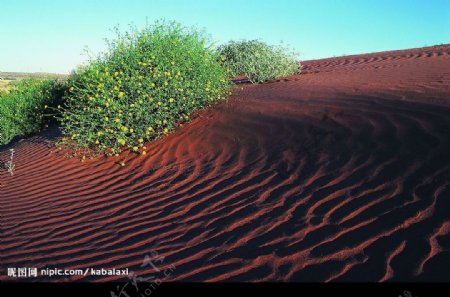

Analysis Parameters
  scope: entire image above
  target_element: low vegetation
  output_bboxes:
[57,21,231,158]
[0,79,14,94]
[0,78,66,145]
[1,21,303,160]
[218,40,300,83]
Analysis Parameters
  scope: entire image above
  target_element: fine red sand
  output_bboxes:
[1,45,450,282]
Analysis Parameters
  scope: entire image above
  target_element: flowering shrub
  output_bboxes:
[0,78,65,145]
[58,21,231,158]
[218,40,300,83]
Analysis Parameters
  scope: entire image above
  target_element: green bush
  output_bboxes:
[218,40,300,83]
[58,21,231,159]
[0,78,66,145]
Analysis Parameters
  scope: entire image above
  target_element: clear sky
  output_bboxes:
[1,0,449,74]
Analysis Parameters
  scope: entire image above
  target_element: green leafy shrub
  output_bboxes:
[218,40,300,83]
[0,78,66,145]
[58,21,231,158]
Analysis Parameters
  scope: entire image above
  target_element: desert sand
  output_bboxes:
[1,45,450,282]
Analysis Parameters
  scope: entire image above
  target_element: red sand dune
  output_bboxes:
[1,45,450,282]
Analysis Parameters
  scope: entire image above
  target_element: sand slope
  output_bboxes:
[1,45,450,282]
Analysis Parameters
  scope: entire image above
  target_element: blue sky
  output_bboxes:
[1,0,449,73]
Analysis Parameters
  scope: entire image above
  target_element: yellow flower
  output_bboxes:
[133,146,138,151]
[105,102,109,107]
[114,71,119,77]
[142,151,147,155]
[130,128,134,133]
[115,118,120,123]
[169,98,174,103]
[118,92,124,98]
[97,131,103,136]
[164,128,169,134]
[138,138,144,143]
[104,117,109,121]
[171,61,175,65]
[95,140,100,144]
[118,139,126,145]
